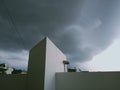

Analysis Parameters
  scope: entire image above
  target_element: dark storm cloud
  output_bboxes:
[0,0,84,50]
[0,0,120,69]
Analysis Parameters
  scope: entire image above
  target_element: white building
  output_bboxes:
[0,37,120,90]
[27,37,120,90]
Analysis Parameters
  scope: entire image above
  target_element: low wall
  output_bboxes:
[56,72,120,90]
[0,74,27,90]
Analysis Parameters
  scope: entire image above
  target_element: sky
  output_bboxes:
[78,38,120,71]
[0,0,120,71]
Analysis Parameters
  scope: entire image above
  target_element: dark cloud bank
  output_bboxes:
[0,0,120,69]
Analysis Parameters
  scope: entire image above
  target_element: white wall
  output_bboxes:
[27,37,66,90]
[44,38,66,90]
[56,72,120,90]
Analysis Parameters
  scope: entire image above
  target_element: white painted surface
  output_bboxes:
[5,67,13,74]
[27,37,66,90]
[56,72,120,90]
[44,38,66,90]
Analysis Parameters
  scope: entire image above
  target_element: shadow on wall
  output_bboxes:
[0,64,27,90]
[0,74,27,90]
[56,72,120,90]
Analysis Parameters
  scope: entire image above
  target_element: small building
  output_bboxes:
[0,37,120,90]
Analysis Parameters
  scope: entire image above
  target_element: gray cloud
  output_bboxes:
[0,0,120,69]
[0,50,28,70]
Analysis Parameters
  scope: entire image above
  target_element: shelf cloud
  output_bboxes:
[0,0,120,69]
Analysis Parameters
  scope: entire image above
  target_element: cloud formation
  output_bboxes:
[0,50,28,70]
[0,0,120,69]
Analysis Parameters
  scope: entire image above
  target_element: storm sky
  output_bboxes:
[0,0,120,70]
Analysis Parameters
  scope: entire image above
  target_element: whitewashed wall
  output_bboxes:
[56,72,120,90]
[28,37,66,90]
[44,38,66,90]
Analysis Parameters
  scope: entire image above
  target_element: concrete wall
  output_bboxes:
[45,38,66,90]
[56,72,120,90]
[27,38,46,90]
[0,74,27,90]
[0,37,66,90]
[27,37,66,90]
